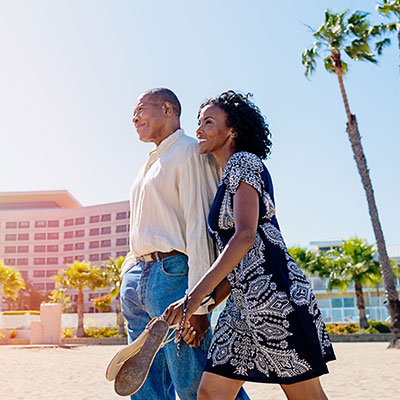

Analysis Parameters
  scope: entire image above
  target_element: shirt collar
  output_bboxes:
[149,129,184,157]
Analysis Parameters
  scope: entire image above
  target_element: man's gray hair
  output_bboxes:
[144,88,182,117]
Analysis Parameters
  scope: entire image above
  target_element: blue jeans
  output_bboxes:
[120,253,249,400]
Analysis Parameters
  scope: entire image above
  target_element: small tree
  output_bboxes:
[101,256,125,335]
[93,294,112,312]
[329,238,381,329]
[0,259,25,311]
[48,287,72,312]
[53,261,108,337]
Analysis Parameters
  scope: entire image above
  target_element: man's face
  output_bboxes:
[132,94,165,144]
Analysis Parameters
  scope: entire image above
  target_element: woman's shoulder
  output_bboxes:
[225,151,264,173]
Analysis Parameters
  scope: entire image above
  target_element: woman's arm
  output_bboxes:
[163,180,259,325]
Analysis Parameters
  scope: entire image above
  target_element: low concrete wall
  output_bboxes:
[62,337,127,345]
[330,333,391,342]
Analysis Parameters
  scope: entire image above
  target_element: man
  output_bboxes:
[119,88,249,400]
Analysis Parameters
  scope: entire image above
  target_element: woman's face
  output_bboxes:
[196,104,234,155]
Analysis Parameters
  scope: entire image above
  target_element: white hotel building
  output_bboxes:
[0,191,129,312]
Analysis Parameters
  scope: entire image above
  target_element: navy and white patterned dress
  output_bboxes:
[205,151,336,384]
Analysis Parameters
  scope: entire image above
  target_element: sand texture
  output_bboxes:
[0,342,398,399]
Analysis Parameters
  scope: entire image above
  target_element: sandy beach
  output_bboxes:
[0,342,398,400]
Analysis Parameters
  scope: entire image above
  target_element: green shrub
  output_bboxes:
[326,321,391,334]
[368,320,390,333]
[84,327,122,338]
[326,323,359,334]
[2,310,40,315]
[63,328,73,338]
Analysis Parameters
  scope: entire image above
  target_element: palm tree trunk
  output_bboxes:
[333,58,400,348]
[77,289,84,337]
[118,310,125,336]
[355,282,369,329]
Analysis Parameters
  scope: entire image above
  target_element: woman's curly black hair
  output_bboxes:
[198,90,272,159]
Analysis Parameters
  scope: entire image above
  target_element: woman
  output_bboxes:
[163,91,335,400]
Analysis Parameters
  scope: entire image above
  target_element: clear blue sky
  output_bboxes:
[1,0,399,247]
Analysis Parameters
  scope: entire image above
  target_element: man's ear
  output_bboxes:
[162,101,174,117]
[230,129,238,139]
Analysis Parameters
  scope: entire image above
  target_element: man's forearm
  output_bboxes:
[208,277,231,312]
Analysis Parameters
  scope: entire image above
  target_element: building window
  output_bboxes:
[63,256,73,264]
[17,246,29,253]
[343,298,355,308]
[89,228,99,236]
[5,246,16,253]
[101,252,111,260]
[89,254,100,261]
[64,231,74,239]
[34,245,46,253]
[116,238,127,246]
[17,258,29,266]
[116,212,127,220]
[46,282,55,291]
[46,232,59,240]
[90,215,100,223]
[35,220,46,228]
[75,230,85,238]
[18,233,29,240]
[75,255,84,261]
[20,271,28,279]
[48,220,59,227]
[64,244,74,251]
[75,242,84,250]
[331,298,343,308]
[101,227,111,235]
[88,293,99,301]
[46,257,58,265]
[101,214,111,222]
[116,225,127,233]
[101,240,111,248]
[5,222,17,229]
[33,270,45,278]
[34,233,46,240]
[64,218,74,226]
[5,234,17,241]
[89,241,99,249]
[47,245,58,252]
[75,217,85,225]
[4,258,16,265]
[34,258,46,265]
[46,270,58,277]
[18,221,30,228]
[33,283,45,291]
[116,251,127,258]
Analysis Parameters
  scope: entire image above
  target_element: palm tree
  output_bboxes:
[328,238,381,329]
[376,0,400,71]
[52,260,108,337]
[302,9,400,348]
[0,259,25,311]
[101,256,125,335]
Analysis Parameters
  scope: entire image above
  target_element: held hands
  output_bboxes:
[162,295,208,348]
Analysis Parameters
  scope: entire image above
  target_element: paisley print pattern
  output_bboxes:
[206,152,335,383]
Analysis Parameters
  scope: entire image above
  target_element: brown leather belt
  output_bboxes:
[135,250,183,263]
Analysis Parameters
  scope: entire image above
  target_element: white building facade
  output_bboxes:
[0,191,129,312]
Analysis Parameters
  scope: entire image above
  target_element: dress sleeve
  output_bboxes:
[224,152,275,220]
[224,152,264,196]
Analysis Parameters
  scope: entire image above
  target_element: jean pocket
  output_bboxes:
[161,255,188,276]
